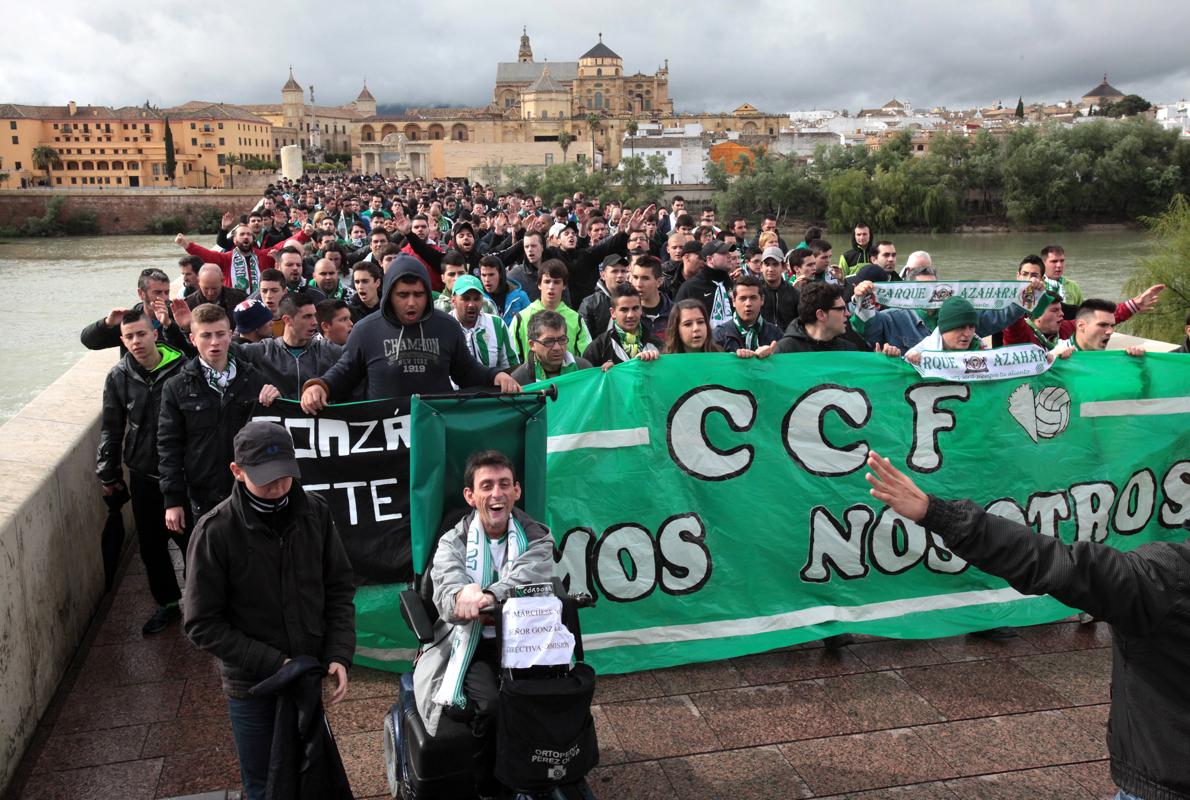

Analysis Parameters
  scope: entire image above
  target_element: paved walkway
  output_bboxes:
[9,541,1117,800]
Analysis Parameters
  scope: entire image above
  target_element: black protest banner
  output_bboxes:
[253,398,412,584]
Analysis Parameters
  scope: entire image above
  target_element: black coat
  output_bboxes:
[184,484,356,698]
[157,356,265,514]
[495,231,629,305]
[582,326,662,366]
[97,346,186,483]
[250,656,353,800]
[761,280,800,331]
[775,321,860,353]
[923,497,1190,800]
[186,286,248,317]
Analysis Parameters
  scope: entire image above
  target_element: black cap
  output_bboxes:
[681,240,703,256]
[701,240,733,258]
[846,264,892,286]
[599,253,628,270]
[452,220,475,236]
[233,422,301,486]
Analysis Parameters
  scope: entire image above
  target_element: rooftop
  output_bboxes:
[496,61,579,84]
[526,65,567,94]
[1083,75,1124,99]
[580,34,620,61]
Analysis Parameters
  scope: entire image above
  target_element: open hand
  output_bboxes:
[865,451,929,523]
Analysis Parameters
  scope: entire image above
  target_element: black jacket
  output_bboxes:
[97,345,186,483]
[775,321,860,353]
[80,302,193,356]
[578,282,614,338]
[186,286,248,317]
[761,280,800,331]
[347,293,380,323]
[582,326,662,366]
[157,356,266,513]
[237,337,343,400]
[184,483,356,699]
[923,497,1190,800]
[712,317,782,353]
[496,231,628,305]
[674,267,732,320]
[250,656,353,800]
[315,255,498,401]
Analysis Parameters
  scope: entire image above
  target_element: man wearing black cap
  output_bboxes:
[232,299,276,344]
[579,253,631,336]
[674,240,735,329]
[184,421,356,800]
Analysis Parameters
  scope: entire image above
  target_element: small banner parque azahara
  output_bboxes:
[529,352,1190,673]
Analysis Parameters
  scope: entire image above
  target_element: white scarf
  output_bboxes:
[875,280,1041,312]
[433,513,528,710]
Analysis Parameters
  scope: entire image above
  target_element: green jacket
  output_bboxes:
[509,300,591,362]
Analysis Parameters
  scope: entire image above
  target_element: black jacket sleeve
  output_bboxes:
[157,377,189,509]
[404,232,443,270]
[923,497,1186,636]
[80,318,120,350]
[345,243,372,266]
[215,226,233,251]
[96,369,126,484]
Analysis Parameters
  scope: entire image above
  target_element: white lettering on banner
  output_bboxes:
[502,596,575,668]
[873,280,1039,311]
[667,386,756,480]
[799,462,1184,582]
[783,385,872,477]
[555,514,712,601]
[303,479,401,525]
[905,384,969,473]
[248,414,410,457]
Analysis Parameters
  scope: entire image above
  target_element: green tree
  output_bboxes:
[31,145,60,187]
[625,119,638,161]
[1102,94,1152,118]
[224,153,240,189]
[557,130,574,163]
[1014,97,1025,118]
[1121,195,1190,344]
[163,118,177,182]
[615,153,666,208]
[823,169,875,232]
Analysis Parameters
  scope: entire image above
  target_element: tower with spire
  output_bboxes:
[354,80,377,117]
[281,67,304,133]
[518,27,533,63]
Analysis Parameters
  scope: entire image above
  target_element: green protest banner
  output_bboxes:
[528,352,1190,674]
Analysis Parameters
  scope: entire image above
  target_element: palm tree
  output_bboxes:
[625,119,639,161]
[224,153,240,189]
[586,113,602,172]
[31,146,61,188]
[558,130,574,163]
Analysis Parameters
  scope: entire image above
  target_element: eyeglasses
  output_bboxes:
[532,336,569,349]
[828,304,848,313]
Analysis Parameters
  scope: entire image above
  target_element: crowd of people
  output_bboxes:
[87,172,1187,800]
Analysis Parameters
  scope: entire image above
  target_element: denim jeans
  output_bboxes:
[228,695,277,800]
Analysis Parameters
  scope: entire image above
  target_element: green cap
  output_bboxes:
[452,274,485,296]
[937,296,978,332]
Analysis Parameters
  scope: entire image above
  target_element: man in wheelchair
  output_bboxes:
[412,449,555,798]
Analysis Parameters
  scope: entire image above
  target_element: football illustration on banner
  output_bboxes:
[1008,383,1072,442]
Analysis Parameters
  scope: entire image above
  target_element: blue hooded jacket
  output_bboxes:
[316,256,498,400]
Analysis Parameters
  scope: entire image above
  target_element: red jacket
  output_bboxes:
[1003,299,1137,347]
[186,229,310,291]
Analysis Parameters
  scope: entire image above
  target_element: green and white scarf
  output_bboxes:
[533,351,579,382]
[200,355,236,395]
[456,313,517,369]
[229,248,260,293]
[434,513,528,710]
[733,313,765,350]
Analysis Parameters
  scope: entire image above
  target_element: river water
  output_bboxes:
[0,229,1152,424]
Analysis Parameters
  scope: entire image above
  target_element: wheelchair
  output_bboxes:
[383,570,599,800]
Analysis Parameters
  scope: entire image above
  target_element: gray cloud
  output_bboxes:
[2,0,1188,114]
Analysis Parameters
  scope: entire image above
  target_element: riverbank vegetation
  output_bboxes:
[1122,194,1190,344]
[712,118,1190,232]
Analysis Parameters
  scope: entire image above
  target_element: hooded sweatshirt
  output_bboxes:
[840,233,872,277]
[311,256,500,401]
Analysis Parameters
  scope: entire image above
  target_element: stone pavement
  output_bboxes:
[8,541,1118,800]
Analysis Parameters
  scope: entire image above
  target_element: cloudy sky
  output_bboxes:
[3,1,1188,114]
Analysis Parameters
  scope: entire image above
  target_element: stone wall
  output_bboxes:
[0,348,130,794]
[0,187,270,234]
